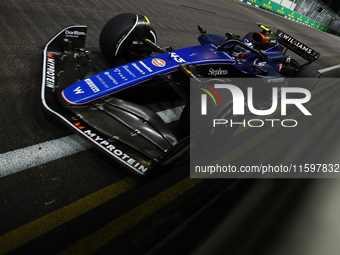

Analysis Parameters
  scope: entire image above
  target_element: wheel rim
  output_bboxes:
[205,108,238,151]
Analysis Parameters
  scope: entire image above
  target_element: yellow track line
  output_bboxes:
[58,177,203,255]
[0,177,140,254]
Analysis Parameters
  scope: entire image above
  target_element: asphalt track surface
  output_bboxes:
[1,0,340,254]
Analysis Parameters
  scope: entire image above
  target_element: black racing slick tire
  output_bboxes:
[99,13,157,66]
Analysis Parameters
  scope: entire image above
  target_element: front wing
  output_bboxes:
[41,26,178,175]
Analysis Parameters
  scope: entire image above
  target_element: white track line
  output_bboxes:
[0,106,184,178]
[319,64,340,74]
[0,135,92,177]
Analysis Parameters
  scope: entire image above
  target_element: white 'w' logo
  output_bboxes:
[73,86,84,94]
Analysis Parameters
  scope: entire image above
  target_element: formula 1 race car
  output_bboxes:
[41,13,321,175]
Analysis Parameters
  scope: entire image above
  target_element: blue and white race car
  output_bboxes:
[42,13,320,175]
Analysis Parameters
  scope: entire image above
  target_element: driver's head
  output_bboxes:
[242,38,253,48]
[232,38,253,57]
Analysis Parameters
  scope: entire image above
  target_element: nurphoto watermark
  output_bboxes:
[189,78,339,178]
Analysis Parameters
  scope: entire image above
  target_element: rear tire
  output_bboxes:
[292,63,321,91]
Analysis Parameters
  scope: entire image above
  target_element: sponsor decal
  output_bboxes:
[46,53,55,89]
[152,58,166,67]
[208,68,228,76]
[65,30,86,38]
[263,2,273,9]
[84,78,100,93]
[123,65,136,78]
[73,86,84,94]
[277,7,285,15]
[132,63,145,75]
[288,12,295,18]
[139,61,153,72]
[74,122,86,129]
[114,68,128,81]
[264,77,285,84]
[277,32,313,54]
[74,124,148,173]
[103,72,118,85]
[96,74,109,88]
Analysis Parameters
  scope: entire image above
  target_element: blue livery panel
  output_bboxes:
[61,45,234,105]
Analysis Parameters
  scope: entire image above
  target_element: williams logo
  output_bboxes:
[73,86,84,94]
[277,32,313,54]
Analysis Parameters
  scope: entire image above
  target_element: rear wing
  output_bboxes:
[275,30,320,63]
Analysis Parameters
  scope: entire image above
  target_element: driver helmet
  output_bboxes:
[232,38,253,57]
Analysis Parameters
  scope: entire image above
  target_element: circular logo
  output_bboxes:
[152,58,166,67]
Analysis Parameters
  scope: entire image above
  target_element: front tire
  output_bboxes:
[99,13,157,66]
